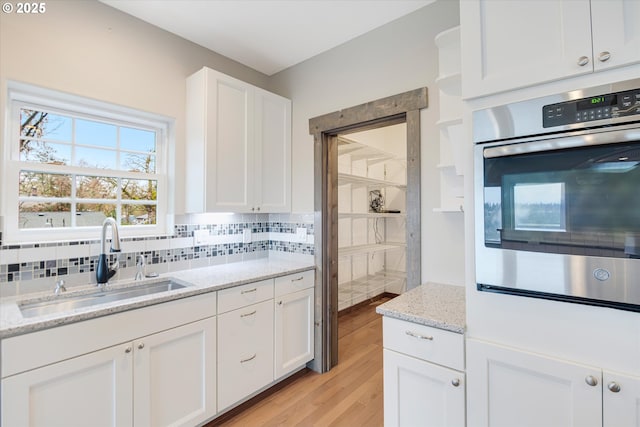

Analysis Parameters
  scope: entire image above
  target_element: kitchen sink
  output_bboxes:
[19,279,188,318]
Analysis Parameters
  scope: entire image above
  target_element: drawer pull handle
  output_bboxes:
[451,378,460,387]
[240,354,257,363]
[125,346,132,354]
[291,276,304,282]
[585,375,598,387]
[405,330,433,341]
[607,381,621,393]
[240,310,257,318]
[241,288,257,294]
[138,343,145,350]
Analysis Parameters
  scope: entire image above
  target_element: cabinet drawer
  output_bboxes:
[383,317,464,371]
[217,279,274,314]
[274,270,314,297]
[217,299,274,411]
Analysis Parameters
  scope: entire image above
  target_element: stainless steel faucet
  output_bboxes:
[96,217,122,285]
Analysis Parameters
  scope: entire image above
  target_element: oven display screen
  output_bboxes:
[576,94,617,110]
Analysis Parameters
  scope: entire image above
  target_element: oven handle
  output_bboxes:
[483,125,640,159]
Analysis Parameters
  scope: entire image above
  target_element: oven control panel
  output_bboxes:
[543,88,640,128]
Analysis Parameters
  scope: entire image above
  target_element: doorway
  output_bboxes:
[336,124,407,312]
[309,88,427,371]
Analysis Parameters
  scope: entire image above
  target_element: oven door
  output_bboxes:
[475,125,640,311]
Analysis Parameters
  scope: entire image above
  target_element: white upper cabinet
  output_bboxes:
[186,67,291,213]
[461,0,640,98]
[254,87,292,213]
[591,0,640,72]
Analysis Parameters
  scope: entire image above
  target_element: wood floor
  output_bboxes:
[210,297,389,427]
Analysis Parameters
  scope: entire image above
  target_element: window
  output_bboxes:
[513,182,566,232]
[3,82,173,243]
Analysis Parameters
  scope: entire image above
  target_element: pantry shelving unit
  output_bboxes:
[337,134,407,311]
[434,26,464,213]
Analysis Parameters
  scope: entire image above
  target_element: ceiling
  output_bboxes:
[99,0,434,76]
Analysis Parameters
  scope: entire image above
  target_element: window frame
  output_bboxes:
[2,81,174,244]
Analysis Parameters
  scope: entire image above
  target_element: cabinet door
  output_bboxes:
[205,68,254,212]
[466,339,601,427]
[133,316,217,427]
[591,0,640,71]
[461,0,593,98]
[1,344,133,427]
[383,349,465,427]
[254,88,291,213]
[217,299,274,411]
[603,370,640,427]
[274,287,314,379]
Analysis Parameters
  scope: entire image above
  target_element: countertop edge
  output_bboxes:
[375,282,466,334]
[0,261,315,340]
[375,306,465,334]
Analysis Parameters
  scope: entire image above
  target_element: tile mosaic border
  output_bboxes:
[0,218,314,285]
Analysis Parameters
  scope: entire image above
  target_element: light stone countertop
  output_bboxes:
[0,256,315,339]
[376,282,466,333]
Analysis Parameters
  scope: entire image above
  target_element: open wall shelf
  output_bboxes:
[434,26,465,214]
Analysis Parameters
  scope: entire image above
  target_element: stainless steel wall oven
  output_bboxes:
[474,79,640,311]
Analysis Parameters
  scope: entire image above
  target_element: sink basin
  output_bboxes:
[19,279,187,318]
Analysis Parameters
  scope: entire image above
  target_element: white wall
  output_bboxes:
[0,0,270,217]
[269,0,464,286]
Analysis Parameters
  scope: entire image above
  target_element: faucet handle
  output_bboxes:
[135,255,147,281]
[54,279,67,295]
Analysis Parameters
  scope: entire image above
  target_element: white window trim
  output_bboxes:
[2,81,175,244]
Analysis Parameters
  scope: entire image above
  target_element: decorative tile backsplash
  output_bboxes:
[0,213,314,293]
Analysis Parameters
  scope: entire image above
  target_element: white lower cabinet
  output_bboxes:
[2,343,133,427]
[603,369,640,426]
[217,299,274,411]
[382,317,465,427]
[0,270,316,426]
[1,316,217,427]
[467,339,640,427]
[133,317,217,427]
[274,271,315,379]
[216,270,316,412]
[384,349,465,427]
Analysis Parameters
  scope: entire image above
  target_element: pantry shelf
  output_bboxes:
[338,242,406,258]
[338,173,406,189]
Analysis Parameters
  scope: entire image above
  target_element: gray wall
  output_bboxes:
[269,0,464,286]
[0,0,270,217]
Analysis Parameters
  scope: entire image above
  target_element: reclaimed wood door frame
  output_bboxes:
[308,88,428,372]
